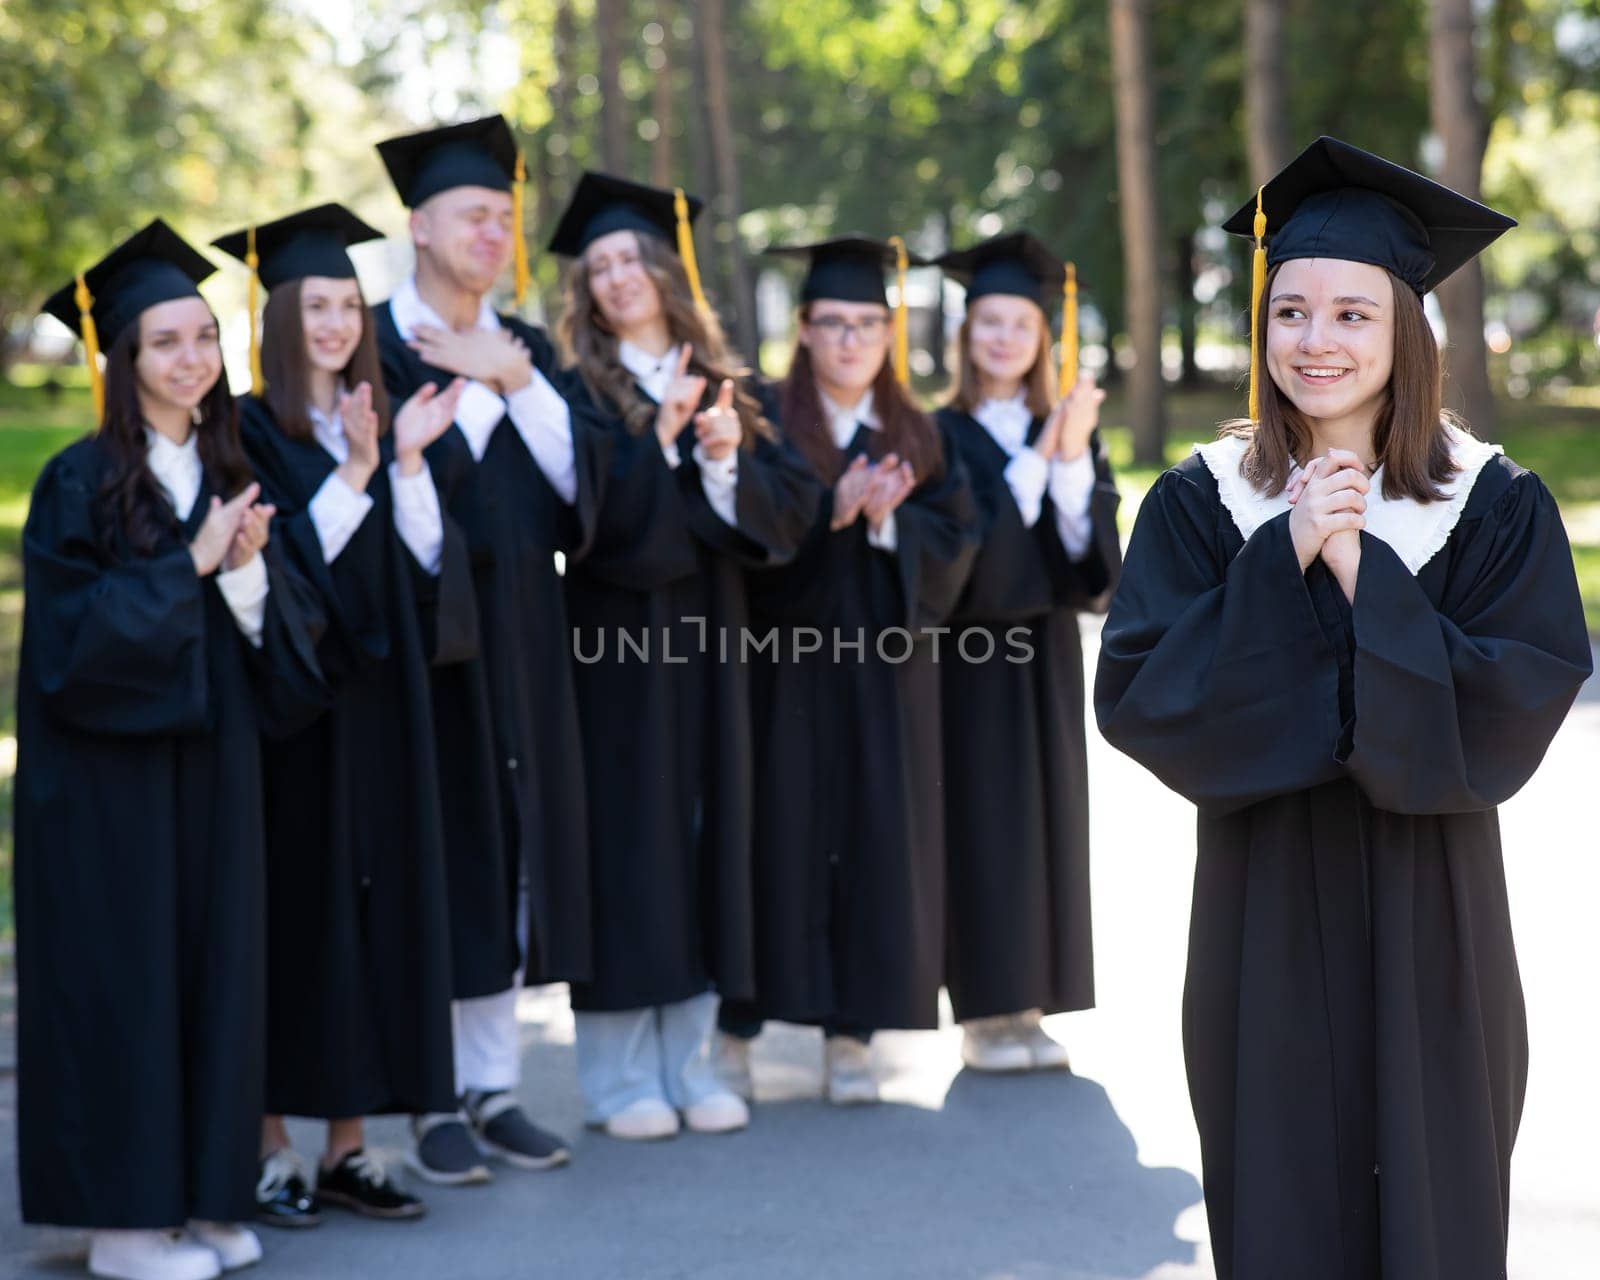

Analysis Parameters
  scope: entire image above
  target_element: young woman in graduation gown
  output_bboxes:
[215,205,470,1223]
[371,116,596,1180]
[931,232,1121,1073]
[1094,139,1593,1280]
[717,238,979,1105]
[16,221,326,1280]
[545,174,819,1140]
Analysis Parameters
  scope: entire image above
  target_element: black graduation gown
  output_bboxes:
[560,377,822,1011]
[1094,451,1592,1280]
[374,304,604,988]
[239,397,463,1116]
[14,436,326,1228]
[936,408,1121,1022]
[739,416,979,1031]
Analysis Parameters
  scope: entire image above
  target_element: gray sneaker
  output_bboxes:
[406,1113,492,1186]
[464,1091,571,1171]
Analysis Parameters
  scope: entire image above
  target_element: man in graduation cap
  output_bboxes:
[1095,137,1592,1280]
[372,114,605,1183]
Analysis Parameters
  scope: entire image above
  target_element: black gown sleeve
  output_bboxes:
[1339,465,1591,813]
[1093,461,1347,814]
[21,452,210,737]
[677,429,824,569]
[879,417,981,631]
[247,541,334,740]
[1040,427,1123,614]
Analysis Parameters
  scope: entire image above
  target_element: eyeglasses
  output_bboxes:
[807,314,889,344]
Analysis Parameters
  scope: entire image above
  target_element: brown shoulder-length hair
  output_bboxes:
[1225,262,1458,502]
[555,229,774,447]
[94,314,255,558]
[779,303,945,486]
[945,296,1057,419]
[260,277,392,440]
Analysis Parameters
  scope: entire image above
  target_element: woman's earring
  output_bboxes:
[191,405,203,426]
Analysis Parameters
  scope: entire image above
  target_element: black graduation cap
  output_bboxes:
[935,231,1073,309]
[212,203,384,290]
[547,171,704,257]
[1222,136,1516,296]
[765,235,925,307]
[41,218,215,348]
[376,115,520,208]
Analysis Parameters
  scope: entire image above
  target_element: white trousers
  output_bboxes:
[573,992,724,1123]
[451,892,528,1095]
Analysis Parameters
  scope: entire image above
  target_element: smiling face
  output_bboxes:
[412,184,515,296]
[134,296,222,417]
[583,229,665,340]
[299,275,367,375]
[1266,257,1396,431]
[799,300,893,403]
[965,293,1048,390]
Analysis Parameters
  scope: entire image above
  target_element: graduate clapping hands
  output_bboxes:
[1032,372,1105,463]
[830,451,916,534]
[190,482,276,576]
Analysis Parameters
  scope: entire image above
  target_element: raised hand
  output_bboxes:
[829,454,872,530]
[190,482,261,576]
[393,377,468,476]
[222,500,276,572]
[408,324,532,394]
[693,379,741,462]
[337,381,380,492]
[655,345,707,452]
[861,459,917,531]
[1287,451,1369,572]
[1054,371,1105,462]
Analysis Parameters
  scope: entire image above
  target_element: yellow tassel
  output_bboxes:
[1249,186,1267,423]
[74,273,104,422]
[674,188,709,314]
[513,152,530,308]
[245,225,264,395]
[889,234,910,387]
[1058,262,1079,398]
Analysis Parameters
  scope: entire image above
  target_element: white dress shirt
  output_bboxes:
[820,388,898,551]
[306,402,444,574]
[145,427,267,647]
[619,339,739,527]
[973,393,1096,560]
[387,275,577,504]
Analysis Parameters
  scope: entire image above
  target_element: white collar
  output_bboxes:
[819,388,879,450]
[1193,423,1503,574]
[618,340,680,404]
[307,399,348,462]
[973,393,1033,455]
[143,425,202,520]
[388,274,501,343]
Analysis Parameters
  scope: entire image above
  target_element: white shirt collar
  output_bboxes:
[973,392,1033,456]
[819,388,879,450]
[618,340,680,405]
[144,425,202,521]
[307,399,349,464]
[1193,423,1504,575]
[388,273,501,343]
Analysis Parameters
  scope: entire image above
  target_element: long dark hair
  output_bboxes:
[94,319,255,558]
[779,307,945,486]
[555,230,773,446]
[1224,262,1459,502]
[261,278,392,441]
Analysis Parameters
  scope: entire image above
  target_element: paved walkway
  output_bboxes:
[3,629,1595,1278]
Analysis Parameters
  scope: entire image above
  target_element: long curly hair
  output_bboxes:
[93,317,255,559]
[555,230,774,447]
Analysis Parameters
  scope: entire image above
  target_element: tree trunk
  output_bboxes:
[1244,0,1294,186]
[1430,0,1498,438]
[650,0,673,186]
[695,0,761,367]
[1109,0,1166,465]
[596,0,628,171]
[542,0,577,317]
[1176,232,1200,386]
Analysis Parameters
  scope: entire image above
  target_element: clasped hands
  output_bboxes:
[1287,446,1370,596]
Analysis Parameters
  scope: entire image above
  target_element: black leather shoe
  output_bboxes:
[316,1149,426,1220]
[255,1149,322,1228]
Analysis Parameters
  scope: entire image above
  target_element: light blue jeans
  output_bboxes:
[574,991,726,1123]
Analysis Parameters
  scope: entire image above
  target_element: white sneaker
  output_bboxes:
[824,1035,879,1105]
[712,1032,755,1101]
[186,1222,262,1272]
[602,1096,680,1141]
[88,1230,221,1280]
[1013,1010,1073,1071]
[961,1016,1033,1073]
[683,1090,750,1134]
